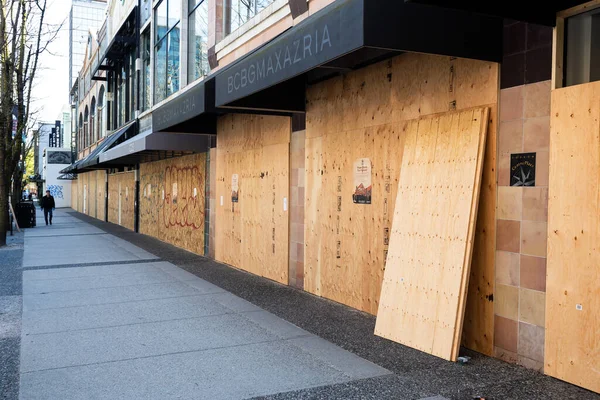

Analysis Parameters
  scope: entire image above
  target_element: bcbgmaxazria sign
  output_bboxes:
[152,82,205,132]
[215,0,364,106]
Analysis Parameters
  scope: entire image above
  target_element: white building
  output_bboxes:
[69,0,107,90]
[43,148,73,208]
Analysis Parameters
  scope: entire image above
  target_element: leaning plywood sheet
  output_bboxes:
[374,107,488,361]
[545,82,600,394]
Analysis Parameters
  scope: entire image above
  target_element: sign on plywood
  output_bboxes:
[352,158,372,204]
[231,174,239,203]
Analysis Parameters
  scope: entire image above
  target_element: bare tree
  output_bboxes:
[0,0,58,245]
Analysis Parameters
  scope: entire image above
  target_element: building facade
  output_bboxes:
[63,0,600,395]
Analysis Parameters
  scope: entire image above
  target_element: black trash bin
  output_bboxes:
[16,201,36,228]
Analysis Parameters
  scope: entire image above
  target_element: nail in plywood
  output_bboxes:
[215,114,290,285]
[545,82,600,394]
[374,107,489,361]
[139,153,207,255]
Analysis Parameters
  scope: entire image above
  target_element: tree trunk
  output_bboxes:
[0,181,8,246]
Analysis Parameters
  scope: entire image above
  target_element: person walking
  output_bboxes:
[40,190,55,226]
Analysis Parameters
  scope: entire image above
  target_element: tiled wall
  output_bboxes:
[495,80,550,371]
[288,129,305,289]
[494,19,552,371]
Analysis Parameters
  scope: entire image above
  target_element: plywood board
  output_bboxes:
[139,153,207,255]
[108,171,134,230]
[545,82,600,394]
[374,107,488,361]
[215,114,290,284]
[96,170,106,222]
[88,170,97,219]
[71,178,78,211]
[305,52,499,352]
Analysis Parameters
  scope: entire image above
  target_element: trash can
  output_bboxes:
[16,201,36,228]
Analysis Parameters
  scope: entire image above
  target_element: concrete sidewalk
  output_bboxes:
[9,209,600,400]
[18,210,391,400]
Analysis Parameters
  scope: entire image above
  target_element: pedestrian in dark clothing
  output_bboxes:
[40,190,55,225]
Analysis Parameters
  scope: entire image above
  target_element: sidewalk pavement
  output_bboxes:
[6,208,600,399]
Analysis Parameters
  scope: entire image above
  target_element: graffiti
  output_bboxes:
[163,165,204,230]
[47,184,64,199]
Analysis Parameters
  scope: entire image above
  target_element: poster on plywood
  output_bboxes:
[352,158,372,204]
[231,174,239,203]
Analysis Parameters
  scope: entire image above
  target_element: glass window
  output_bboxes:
[155,0,168,42]
[564,9,600,87]
[119,65,126,126]
[168,0,181,29]
[154,0,181,103]
[141,30,151,111]
[167,28,180,96]
[224,0,275,36]
[98,85,105,138]
[155,37,167,103]
[188,0,209,82]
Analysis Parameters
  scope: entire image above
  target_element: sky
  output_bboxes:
[32,0,72,124]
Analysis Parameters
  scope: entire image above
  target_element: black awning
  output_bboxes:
[151,77,216,133]
[214,0,502,112]
[76,120,137,171]
[404,0,585,26]
[99,130,213,165]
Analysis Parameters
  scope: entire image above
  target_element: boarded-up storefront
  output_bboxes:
[139,153,207,255]
[305,53,499,355]
[215,114,290,285]
[108,171,135,230]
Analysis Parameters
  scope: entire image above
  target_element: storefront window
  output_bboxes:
[224,0,275,36]
[141,30,151,111]
[154,0,181,103]
[188,0,209,83]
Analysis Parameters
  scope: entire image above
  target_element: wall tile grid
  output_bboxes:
[289,129,305,289]
[495,80,550,371]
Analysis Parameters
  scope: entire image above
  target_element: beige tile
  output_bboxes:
[535,151,549,186]
[497,220,521,253]
[519,288,546,326]
[521,220,547,257]
[520,255,547,292]
[523,116,550,152]
[518,321,545,362]
[498,186,523,220]
[496,251,520,286]
[494,315,518,353]
[522,187,548,222]
[494,346,518,364]
[499,120,523,157]
[500,86,524,121]
[498,154,510,187]
[495,284,519,320]
[524,81,551,118]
